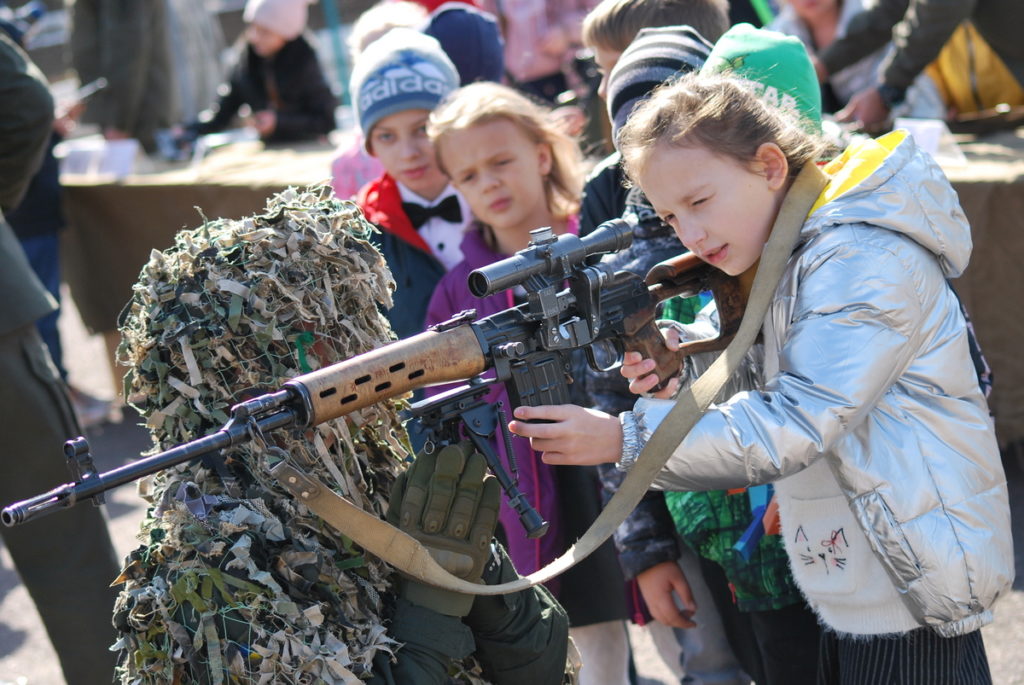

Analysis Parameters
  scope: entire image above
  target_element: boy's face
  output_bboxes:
[246,23,287,58]
[367,109,449,201]
[593,45,623,102]
[639,141,789,276]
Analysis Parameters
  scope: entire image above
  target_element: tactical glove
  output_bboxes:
[386,441,501,616]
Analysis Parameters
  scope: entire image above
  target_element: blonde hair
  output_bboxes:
[618,73,827,185]
[582,0,729,52]
[428,82,583,220]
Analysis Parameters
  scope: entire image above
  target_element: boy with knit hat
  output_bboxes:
[189,0,336,143]
[604,26,714,143]
[578,0,729,235]
[350,28,472,341]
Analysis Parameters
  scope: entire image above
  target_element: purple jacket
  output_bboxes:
[425,225,568,584]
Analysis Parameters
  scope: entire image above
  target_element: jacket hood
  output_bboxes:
[802,130,971,278]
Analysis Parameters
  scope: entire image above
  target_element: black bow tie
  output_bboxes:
[402,195,462,229]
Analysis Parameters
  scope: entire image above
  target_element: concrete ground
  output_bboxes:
[0,290,1021,684]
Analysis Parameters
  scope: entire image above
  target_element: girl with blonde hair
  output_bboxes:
[426,81,634,685]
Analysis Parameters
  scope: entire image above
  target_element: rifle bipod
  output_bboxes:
[404,380,549,539]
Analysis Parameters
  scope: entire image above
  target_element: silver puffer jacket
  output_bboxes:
[648,132,1014,637]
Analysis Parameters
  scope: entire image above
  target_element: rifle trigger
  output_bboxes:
[271,462,322,501]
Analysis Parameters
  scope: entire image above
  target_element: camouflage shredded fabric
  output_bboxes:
[112,187,487,684]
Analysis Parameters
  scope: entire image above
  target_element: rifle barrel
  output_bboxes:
[1,407,298,526]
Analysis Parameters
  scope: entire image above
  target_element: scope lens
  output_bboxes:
[468,271,489,298]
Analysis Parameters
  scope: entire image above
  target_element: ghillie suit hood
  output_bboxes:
[112,188,489,683]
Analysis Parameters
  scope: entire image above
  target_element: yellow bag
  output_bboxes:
[925,22,1024,115]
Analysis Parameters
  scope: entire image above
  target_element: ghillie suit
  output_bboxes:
[112,187,489,684]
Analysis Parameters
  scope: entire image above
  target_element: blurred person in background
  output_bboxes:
[478,0,599,105]
[770,0,943,117]
[186,0,336,144]
[165,0,226,124]
[813,0,1024,129]
[68,0,180,153]
[1,30,121,685]
[2,4,112,426]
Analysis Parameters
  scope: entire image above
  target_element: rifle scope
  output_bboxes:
[468,219,633,298]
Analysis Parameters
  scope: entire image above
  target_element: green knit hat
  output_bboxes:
[700,23,821,132]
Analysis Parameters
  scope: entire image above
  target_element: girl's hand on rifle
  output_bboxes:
[621,321,683,399]
[508,405,622,465]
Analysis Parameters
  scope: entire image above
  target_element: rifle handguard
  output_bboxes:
[286,326,486,426]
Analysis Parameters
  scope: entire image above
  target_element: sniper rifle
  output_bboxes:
[2,219,744,531]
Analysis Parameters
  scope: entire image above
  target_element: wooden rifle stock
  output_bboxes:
[627,253,747,390]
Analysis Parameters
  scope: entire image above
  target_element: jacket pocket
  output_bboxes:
[850,491,924,590]
[781,494,872,599]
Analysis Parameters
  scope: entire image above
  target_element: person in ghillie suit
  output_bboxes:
[112,187,570,684]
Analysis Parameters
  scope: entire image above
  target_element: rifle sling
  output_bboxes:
[277,163,828,595]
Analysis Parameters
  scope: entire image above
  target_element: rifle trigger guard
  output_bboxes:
[271,462,322,501]
[585,338,624,373]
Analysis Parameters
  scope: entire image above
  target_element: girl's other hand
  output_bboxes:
[621,352,680,398]
[621,327,681,400]
[622,323,682,398]
[508,405,622,465]
[636,560,698,629]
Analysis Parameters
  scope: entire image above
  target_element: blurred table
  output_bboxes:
[61,141,337,333]
[942,127,1024,449]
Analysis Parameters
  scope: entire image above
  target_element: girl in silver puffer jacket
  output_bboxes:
[509,73,1013,684]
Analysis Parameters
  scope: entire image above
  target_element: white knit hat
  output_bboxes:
[349,28,459,142]
[243,0,311,41]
